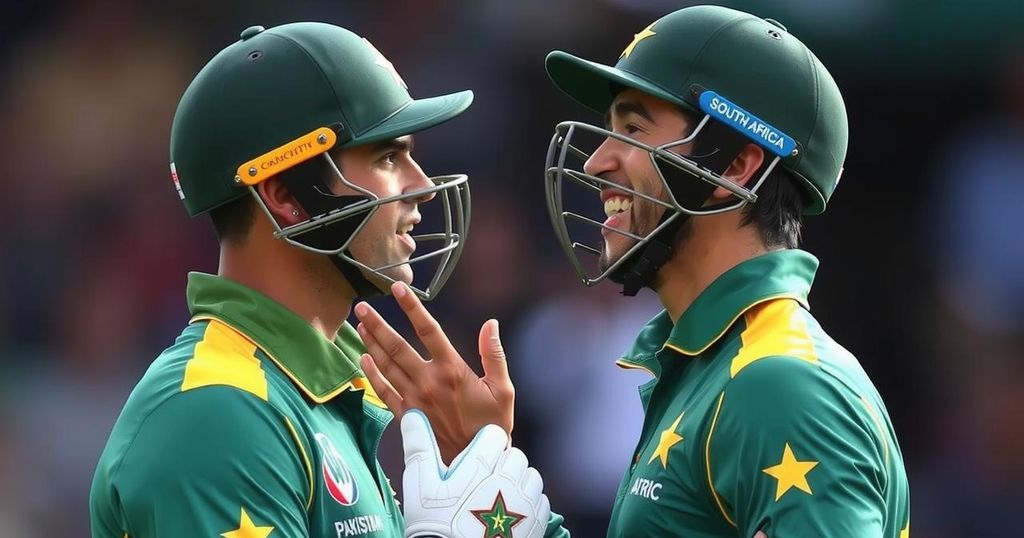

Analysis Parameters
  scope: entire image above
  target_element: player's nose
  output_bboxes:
[403,158,435,204]
[584,137,622,177]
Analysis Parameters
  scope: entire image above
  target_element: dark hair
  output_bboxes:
[678,105,804,249]
[739,167,803,249]
[210,195,256,245]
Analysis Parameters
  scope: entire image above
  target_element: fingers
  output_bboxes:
[449,424,508,475]
[521,467,544,504]
[501,447,528,478]
[478,319,514,405]
[400,410,442,468]
[389,282,457,361]
[354,301,424,385]
[478,319,510,382]
[360,354,405,413]
[537,493,551,527]
[357,320,418,391]
[753,532,768,538]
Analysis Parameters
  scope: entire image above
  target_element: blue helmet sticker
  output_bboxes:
[698,90,797,158]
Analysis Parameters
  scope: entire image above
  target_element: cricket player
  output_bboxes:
[89,22,559,538]
[356,5,911,537]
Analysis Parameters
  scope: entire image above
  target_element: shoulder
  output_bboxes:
[109,319,288,449]
[725,298,871,404]
[107,384,310,522]
[120,386,295,478]
[725,353,837,407]
[104,387,311,536]
[105,319,304,489]
[178,318,278,401]
[711,349,886,484]
[92,322,313,533]
[712,301,882,451]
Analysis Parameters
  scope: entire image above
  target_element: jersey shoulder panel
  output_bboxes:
[114,385,309,537]
[91,320,311,537]
[728,299,820,379]
[707,347,890,536]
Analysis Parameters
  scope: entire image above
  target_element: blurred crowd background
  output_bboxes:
[1,0,1022,536]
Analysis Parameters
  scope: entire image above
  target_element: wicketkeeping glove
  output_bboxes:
[401,410,550,538]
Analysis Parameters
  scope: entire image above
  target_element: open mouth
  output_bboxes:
[397,222,416,251]
[601,189,634,234]
[603,194,633,218]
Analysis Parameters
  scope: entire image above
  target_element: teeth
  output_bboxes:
[603,196,633,218]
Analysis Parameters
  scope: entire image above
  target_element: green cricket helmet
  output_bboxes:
[170,22,473,300]
[544,5,848,294]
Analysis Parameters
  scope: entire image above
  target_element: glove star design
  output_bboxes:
[470,492,527,538]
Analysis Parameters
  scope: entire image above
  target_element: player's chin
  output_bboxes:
[599,239,634,273]
[383,264,415,286]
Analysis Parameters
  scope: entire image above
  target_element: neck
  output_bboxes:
[654,215,770,323]
[218,234,355,341]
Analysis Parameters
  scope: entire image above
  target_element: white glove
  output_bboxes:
[401,410,551,538]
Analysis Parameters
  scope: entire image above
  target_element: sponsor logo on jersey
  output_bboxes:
[334,514,383,537]
[698,90,797,157]
[628,476,663,501]
[315,432,359,506]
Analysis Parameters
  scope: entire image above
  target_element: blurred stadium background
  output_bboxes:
[1,0,1022,536]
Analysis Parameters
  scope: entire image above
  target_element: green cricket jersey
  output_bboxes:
[90,273,404,537]
[607,250,910,537]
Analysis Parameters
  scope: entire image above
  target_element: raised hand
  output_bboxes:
[354,282,514,463]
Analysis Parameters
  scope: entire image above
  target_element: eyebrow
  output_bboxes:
[371,136,414,154]
[604,100,656,128]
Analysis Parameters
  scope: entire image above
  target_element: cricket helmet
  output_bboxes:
[169,22,473,299]
[544,5,848,293]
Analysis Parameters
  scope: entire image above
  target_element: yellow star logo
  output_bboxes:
[221,508,274,538]
[762,443,819,501]
[620,23,657,59]
[492,513,511,531]
[648,412,684,469]
[471,492,527,538]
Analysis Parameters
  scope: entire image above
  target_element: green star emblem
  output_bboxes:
[470,491,527,538]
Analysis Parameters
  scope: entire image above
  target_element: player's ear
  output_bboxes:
[709,143,765,201]
[256,177,306,226]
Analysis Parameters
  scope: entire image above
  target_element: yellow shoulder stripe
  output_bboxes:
[705,391,737,528]
[860,396,890,468]
[182,320,268,401]
[730,299,817,378]
[283,416,315,511]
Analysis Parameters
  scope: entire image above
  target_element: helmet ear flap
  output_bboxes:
[277,156,372,252]
[655,118,748,211]
[276,155,383,297]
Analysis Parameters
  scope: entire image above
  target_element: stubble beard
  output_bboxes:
[598,205,692,276]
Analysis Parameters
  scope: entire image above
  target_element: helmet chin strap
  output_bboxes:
[609,119,749,296]
[608,198,687,297]
[330,253,386,298]
[279,170,386,299]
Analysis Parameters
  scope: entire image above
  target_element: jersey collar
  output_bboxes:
[186,272,370,404]
[618,249,818,369]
